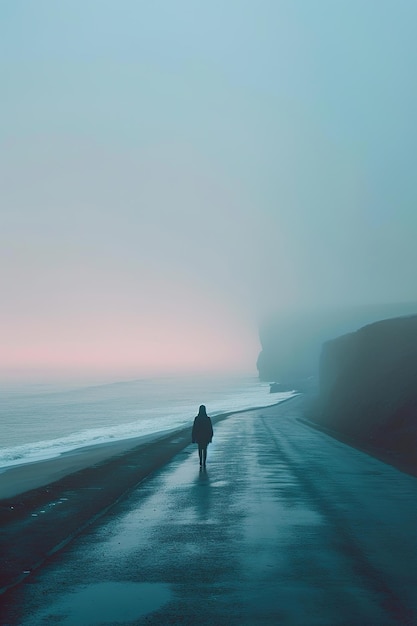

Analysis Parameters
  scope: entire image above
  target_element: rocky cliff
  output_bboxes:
[315,314,417,469]
[257,301,417,386]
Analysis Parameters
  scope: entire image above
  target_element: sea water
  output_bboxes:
[0,374,295,469]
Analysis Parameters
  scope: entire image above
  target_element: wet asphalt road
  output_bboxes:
[2,398,417,626]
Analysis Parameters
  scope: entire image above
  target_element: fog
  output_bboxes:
[1,1,417,381]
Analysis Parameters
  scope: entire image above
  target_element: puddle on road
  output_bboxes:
[37,581,171,625]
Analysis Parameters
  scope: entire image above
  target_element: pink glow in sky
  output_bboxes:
[1,136,266,381]
[2,2,417,382]
[1,290,260,381]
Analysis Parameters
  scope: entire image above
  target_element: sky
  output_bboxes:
[1,0,417,382]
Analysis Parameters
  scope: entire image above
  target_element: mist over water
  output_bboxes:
[1,2,417,381]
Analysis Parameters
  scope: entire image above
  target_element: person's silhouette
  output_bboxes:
[191,405,213,468]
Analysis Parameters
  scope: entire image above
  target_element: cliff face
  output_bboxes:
[316,315,417,466]
[257,302,417,385]
[257,314,320,386]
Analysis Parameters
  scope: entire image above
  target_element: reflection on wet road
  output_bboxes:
[3,399,417,625]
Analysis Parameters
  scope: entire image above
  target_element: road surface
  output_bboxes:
[2,399,417,625]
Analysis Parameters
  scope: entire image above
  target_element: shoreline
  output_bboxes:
[0,429,176,500]
[0,397,301,595]
[0,396,298,501]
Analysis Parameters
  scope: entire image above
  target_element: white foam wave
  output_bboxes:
[0,383,296,469]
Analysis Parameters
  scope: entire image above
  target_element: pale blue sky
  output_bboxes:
[1,1,417,379]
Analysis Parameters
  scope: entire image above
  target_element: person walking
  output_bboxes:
[192,404,213,468]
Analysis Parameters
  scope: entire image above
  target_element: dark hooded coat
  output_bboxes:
[192,410,213,446]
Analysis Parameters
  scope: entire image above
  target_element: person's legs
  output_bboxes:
[198,444,203,466]
[202,445,207,467]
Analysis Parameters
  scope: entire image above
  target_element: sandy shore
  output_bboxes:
[0,429,177,500]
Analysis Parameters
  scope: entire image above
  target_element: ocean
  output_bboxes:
[0,374,295,470]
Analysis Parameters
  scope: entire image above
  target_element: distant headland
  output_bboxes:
[257,303,417,474]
